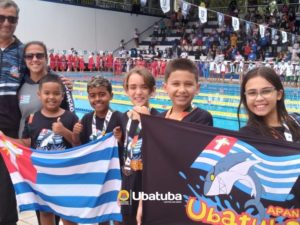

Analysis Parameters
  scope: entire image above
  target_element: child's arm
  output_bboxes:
[52,118,74,145]
[136,199,143,225]
[72,121,83,146]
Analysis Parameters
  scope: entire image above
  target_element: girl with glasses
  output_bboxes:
[237,66,300,142]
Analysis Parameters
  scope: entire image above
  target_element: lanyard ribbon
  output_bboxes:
[91,109,113,140]
[283,123,293,142]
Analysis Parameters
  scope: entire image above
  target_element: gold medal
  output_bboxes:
[130,159,143,171]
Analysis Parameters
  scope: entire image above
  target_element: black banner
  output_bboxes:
[140,115,300,225]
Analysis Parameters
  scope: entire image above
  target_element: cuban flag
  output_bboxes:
[0,133,122,224]
[191,135,300,202]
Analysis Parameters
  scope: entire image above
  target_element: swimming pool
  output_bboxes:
[69,73,300,131]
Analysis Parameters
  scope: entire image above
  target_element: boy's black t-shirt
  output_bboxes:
[23,110,78,150]
[120,108,159,216]
[159,107,213,126]
[79,111,123,144]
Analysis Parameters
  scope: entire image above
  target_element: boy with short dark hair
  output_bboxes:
[72,76,122,146]
[162,58,213,125]
[136,58,213,225]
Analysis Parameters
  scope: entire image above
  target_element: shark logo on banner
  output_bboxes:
[217,12,224,27]
[259,25,265,38]
[282,31,288,43]
[198,6,207,24]
[140,0,147,7]
[160,0,170,13]
[0,133,122,224]
[181,1,190,18]
[141,115,300,225]
[232,17,239,31]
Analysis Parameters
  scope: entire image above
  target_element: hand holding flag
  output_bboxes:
[113,126,122,143]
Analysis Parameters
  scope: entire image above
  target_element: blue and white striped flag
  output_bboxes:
[0,133,122,224]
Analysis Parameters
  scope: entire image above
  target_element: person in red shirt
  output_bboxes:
[151,59,158,77]
[243,42,251,59]
[72,52,78,72]
[160,59,167,76]
[60,53,66,72]
[54,53,59,71]
[57,53,63,72]
[95,52,101,71]
[114,58,122,75]
[106,53,113,72]
[88,52,95,72]
[49,52,56,71]
[79,55,85,72]
[67,52,73,72]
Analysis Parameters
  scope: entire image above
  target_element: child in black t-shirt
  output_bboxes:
[72,76,122,225]
[161,58,213,125]
[120,67,158,225]
[72,76,122,146]
[12,74,78,225]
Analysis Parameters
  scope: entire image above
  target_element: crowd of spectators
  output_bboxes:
[132,1,300,64]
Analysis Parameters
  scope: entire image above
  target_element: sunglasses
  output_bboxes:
[24,53,46,60]
[0,15,18,24]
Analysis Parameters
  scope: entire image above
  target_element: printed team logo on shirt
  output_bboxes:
[19,95,30,104]
[36,129,65,151]
[10,65,20,78]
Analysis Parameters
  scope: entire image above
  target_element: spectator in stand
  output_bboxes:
[295,10,300,33]
[243,41,251,59]
[153,22,159,38]
[159,19,166,36]
[230,32,237,48]
[134,28,139,48]
[120,39,125,50]
[248,49,257,61]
